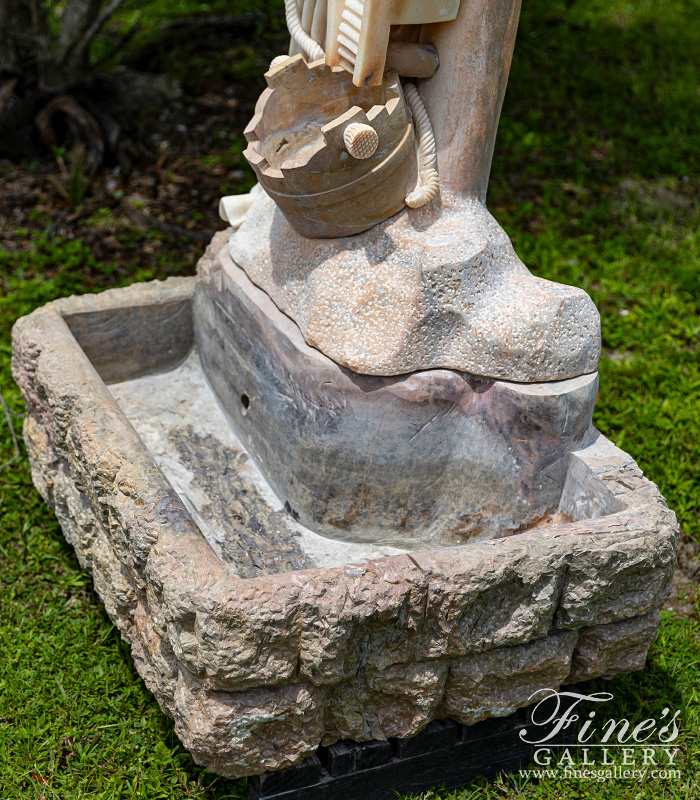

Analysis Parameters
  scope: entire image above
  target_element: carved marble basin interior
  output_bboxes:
[111,348,407,574]
[51,274,662,577]
[109,348,602,576]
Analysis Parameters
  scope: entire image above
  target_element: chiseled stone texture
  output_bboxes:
[441,631,579,725]
[12,279,677,779]
[567,611,661,683]
[229,191,601,381]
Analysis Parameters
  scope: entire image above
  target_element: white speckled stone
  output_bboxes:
[229,191,601,381]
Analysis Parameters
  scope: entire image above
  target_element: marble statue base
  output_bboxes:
[198,232,599,546]
[229,192,601,381]
[12,270,678,779]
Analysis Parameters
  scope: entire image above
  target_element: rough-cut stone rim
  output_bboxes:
[11,269,679,779]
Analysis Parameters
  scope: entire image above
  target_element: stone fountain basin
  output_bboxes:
[12,273,678,779]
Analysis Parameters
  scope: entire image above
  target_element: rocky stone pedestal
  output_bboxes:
[197,232,599,546]
[11,258,679,781]
[229,192,601,380]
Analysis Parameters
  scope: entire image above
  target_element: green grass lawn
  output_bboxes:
[1,0,699,797]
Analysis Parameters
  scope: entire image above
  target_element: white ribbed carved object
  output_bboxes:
[343,122,379,159]
[326,0,460,86]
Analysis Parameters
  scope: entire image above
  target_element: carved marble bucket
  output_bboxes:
[243,56,417,238]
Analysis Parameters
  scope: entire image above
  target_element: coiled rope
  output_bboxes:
[285,0,325,62]
[403,83,439,208]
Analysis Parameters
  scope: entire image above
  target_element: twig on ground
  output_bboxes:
[65,196,121,223]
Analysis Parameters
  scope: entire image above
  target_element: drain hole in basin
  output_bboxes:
[241,392,251,416]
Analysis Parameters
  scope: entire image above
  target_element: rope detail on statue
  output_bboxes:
[404,83,439,208]
[278,2,440,210]
[285,0,325,61]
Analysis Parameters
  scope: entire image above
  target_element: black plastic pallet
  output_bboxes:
[250,693,579,800]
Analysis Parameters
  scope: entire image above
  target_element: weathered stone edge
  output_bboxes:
[11,268,679,777]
